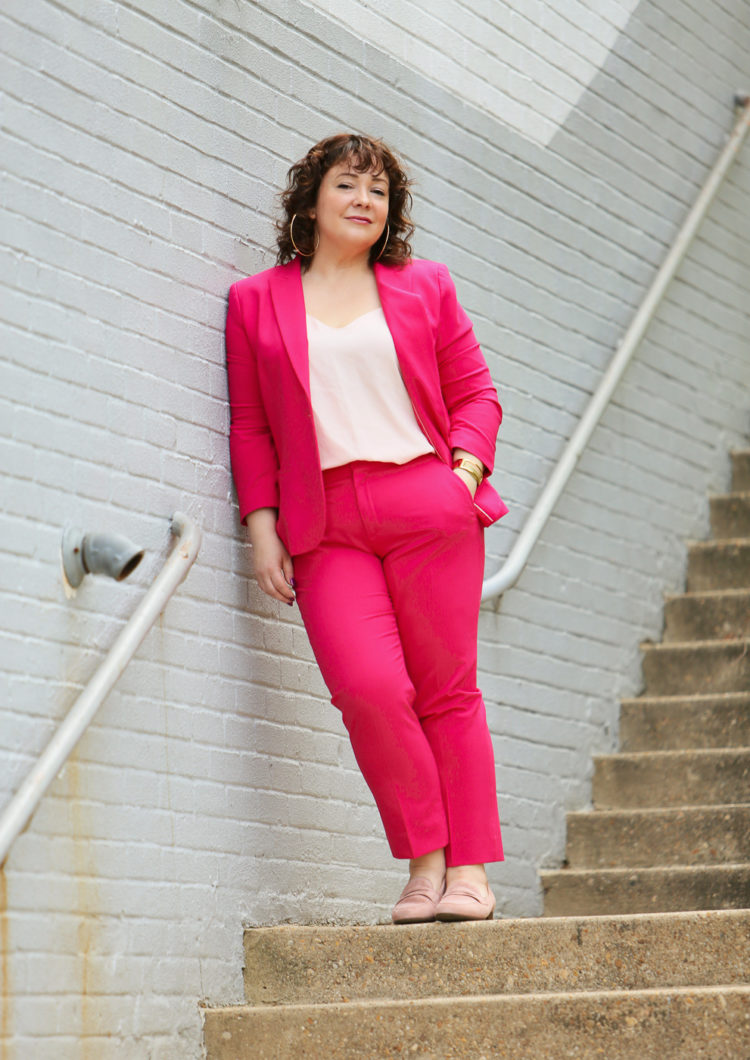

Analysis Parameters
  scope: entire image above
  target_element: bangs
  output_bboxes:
[325,136,388,178]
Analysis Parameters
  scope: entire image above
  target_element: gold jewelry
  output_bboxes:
[290,214,319,257]
[453,458,483,486]
[455,455,483,474]
[374,220,390,261]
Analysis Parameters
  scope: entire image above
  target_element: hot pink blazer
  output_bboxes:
[226,256,508,555]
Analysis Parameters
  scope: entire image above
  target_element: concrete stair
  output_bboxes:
[204,912,750,1058]
[203,451,750,1058]
[541,449,750,918]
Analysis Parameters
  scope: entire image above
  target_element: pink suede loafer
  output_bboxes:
[435,881,495,921]
[391,875,446,924]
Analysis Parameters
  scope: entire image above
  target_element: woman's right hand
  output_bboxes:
[246,509,296,606]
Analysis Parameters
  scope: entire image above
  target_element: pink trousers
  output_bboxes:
[293,454,504,867]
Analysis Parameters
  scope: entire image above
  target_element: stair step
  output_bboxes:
[541,864,750,916]
[565,804,750,868]
[732,449,750,492]
[592,748,750,809]
[204,985,750,1059]
[238,910,750,1006]
[687,539,750,591]
[205,441,750,1060]
[620,692,750,750]
[641,638,750,695]
[710,493,750,538]
[663,589,750,642]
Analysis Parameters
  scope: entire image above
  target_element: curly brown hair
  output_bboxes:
[275,133,414,269]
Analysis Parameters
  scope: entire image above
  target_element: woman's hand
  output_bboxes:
[453,465,479,498]
[452,448,483,499]
[246,508,296,606]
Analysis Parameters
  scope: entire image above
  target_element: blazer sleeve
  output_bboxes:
[225,283,280,522]
[434,264,502,473]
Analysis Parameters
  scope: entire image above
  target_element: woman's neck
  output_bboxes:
[304,245,372,281]
[301,249,381,328]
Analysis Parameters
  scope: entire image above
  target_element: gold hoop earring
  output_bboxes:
[290,214,318,257]
[374,220,390,262]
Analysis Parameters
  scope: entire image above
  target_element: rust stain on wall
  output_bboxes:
[67,756,99,1059]
[0,866,10,1060]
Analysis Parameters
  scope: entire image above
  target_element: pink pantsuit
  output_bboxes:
[226,257,507,865]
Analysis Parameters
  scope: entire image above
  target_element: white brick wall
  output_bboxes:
[1,0,749,1055]
[314,0,643,144]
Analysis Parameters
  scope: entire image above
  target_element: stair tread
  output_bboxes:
[567,802,749,819]
[204,985,750,1060]
[594,746,750,761]
[243,906,750,935]
[238,909,750,1007]
[689,536,750,545]
[619,699,750,749]
[622,690,750,704]
[564,802,749,868]
[641,636,750,650]
[209,982,750,1015]
[541,862,750,876]
[542,864,750,916]
[665,587,750,600]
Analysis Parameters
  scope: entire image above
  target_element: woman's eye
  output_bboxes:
[372,188,386,196]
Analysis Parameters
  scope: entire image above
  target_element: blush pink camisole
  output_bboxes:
[306,307,435,470]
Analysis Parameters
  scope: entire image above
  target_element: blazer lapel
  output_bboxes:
[375,262,432,397]
[268,259,431,403]
[269,257,311,397]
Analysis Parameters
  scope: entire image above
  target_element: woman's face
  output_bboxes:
[310,159,389,258]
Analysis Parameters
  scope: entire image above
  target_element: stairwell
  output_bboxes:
[203,450,750,1059]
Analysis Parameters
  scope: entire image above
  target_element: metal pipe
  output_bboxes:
[482,94,750,603]
[0,512,201,867]
[62,526,145,588]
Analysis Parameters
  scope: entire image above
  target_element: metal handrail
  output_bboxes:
[0,512,201,867]
[482,94,750,603]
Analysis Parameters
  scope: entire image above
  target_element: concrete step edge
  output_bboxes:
[665,588,750,602]
[242,907,750,941]
[640,637,750,653]
[204,983,750,1018]
[540,862,750,879]
[621,691,750,706]
[566,802,749,822]
[688,538,750,550]
[244,907,750,936]
[593,748,750,764]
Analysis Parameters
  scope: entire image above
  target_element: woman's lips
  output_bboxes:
[346,216,372,223]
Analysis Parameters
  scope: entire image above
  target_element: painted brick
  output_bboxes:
[2,0,750,1057]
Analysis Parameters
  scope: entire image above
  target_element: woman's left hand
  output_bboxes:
[452,449,483,498]
[453,466,479,498]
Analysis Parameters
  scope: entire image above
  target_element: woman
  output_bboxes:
[226,133,507,923]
